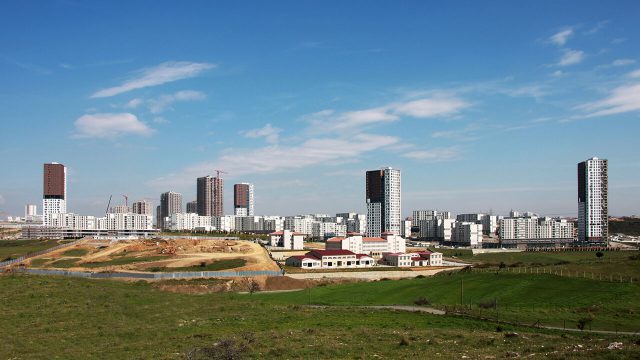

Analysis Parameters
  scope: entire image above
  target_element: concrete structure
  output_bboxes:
[213,176,224,217]
[43,162,67,225]
[159,191,182,229]
[410,251,443,266]
[311,222,347,240]
[413,210,452,240]
[451,222,483,247]
[269,230,304,250]
[132,200,152,215]
[28,212,156,239]
[500,215,575,249]
[457,213,499,236]
[285,249,375,269]
[325,233,405,257]
[110,205,130,214]
[168,213,213,231]
[578,157,608,244]
[186,200,198,214]
[197,176,214,216]
[402,220,412,238]
[337,213,367,235]
[234,183,254,216]
[366,167,401,237]
[382,251,443,267]
[25,204,37,217]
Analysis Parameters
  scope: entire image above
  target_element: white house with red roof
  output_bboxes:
[269,230,304,250]
[285,249,375,269]
[325,232,405,257]
[382,250,443,267]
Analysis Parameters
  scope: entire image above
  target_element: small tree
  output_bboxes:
[496,261,506,275]
[596,252,604,260]
[576,317,593,331]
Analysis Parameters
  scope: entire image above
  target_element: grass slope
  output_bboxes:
[148,258,247,272]
[1,274,639,359]
[80,255,169,268]
[258,272,640,332]
[0,239,67,261]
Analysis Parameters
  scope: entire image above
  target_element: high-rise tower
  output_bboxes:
[234,183,254,216]
[213,176,224,217]
[43,162,67,225]
[159,191,182,229]
[366,167,401,237]
[196,176,214,216]
[578,157,608,244]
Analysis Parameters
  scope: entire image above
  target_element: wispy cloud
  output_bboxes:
[0,194,5,205]
[306,96,469,133]
[549,27,573,46]
[577,83,640,117]
[90,61,215,98]
[612,59,636,67]
[148,90,206,113]
[241,123,282,144]
[432,125,479,141]
[558,49,584,66]
[125,98,143,109]
[148,133,399,188]
[585,20,609,35]
[629,69,640,78]
[73,113,154,138]
[402,147,460,161]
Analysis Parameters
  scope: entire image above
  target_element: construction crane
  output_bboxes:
[121,194,129,207]
[105,195,112,215]
[214,169,228,178]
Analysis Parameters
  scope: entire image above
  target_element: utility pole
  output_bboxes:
[460,276,464,305]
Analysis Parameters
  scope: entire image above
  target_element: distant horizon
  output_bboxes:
[1,1,639,218]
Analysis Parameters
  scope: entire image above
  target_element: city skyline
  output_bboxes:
[1,1,640,217]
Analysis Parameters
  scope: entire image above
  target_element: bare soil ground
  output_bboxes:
[27,238,279,272]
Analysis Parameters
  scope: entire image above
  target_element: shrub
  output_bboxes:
[478,299,497,309]
[576,317,593,330]
[596,252,604,259]
[185,336,251,360]
[414,297,431,306]
[398,335,410,346]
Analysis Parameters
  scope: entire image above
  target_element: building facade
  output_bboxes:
[234,183,254,216]
[499,215,575,248]
[132,200,152,215]
[578,157,608,244]
[285,250,375,269]
[186,200,198,214]
[366,167,401,237]
[160,191,182,229]
[325,233,406,257]
[269,230,304,250]
[43,162,67,225]
[197,176,214,216]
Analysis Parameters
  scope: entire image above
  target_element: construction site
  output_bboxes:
[23,238,280,273]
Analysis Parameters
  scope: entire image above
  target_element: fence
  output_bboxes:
[469,265,637,284]
[11,268,283,279]
[0,239,84,268]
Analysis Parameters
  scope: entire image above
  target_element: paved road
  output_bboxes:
[287,267,460,280]
[308,305,445,315]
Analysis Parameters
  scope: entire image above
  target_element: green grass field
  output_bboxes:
[148,258,247,272]
[80,255,169,268]
[258,271,640,332]
[1,274,639,359]
[0,239,68,261]
[62,248,89,257]
[434,248,640,279]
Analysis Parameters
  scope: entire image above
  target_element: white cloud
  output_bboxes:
[612,59,636,67]
[393,97,469,118]
[629,69,640,78]
[0,194,5,205]
[558,49,584,66]
[550,28,573,46]
[91,61,215,98]
[402,147,459,161]
[578,83,640,117]
[552,70,564,77]
[241,124,282,144]
[73,113,154,138]
[148,90,206,113]
[125,98,143,108]
[148,133,399,189]
[306,96,469,133]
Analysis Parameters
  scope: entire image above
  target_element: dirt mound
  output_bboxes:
[264,276,310,291]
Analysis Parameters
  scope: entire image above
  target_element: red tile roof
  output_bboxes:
[309,249,355,257]
[326,237,346,242]
[363,237,386,242]
[356,254,373,259]
[270,231,305,236]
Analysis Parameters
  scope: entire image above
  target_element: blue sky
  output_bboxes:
[1,1,639,218]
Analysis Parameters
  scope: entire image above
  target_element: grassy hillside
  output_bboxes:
[1,274,639,359]
[0,239,68,261]
[258,272,640,332]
